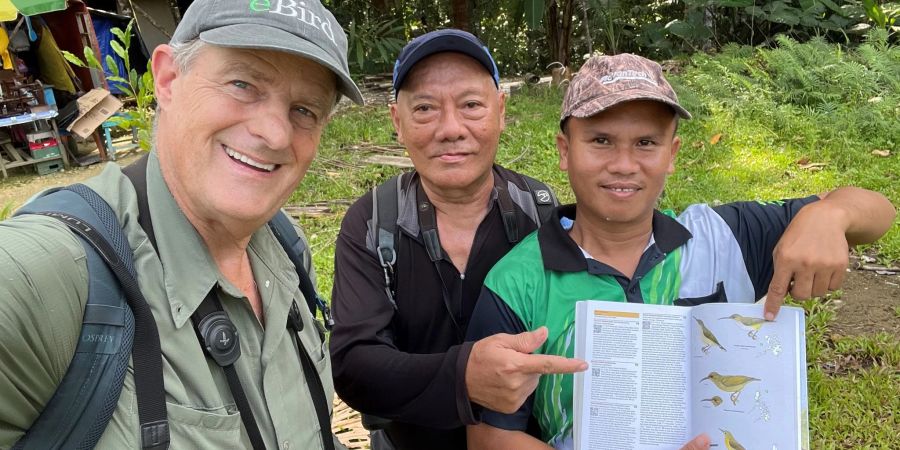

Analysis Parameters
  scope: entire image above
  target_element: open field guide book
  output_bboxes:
[573,301,809,450]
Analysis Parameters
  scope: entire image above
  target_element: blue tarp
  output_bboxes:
[92,16,128,95]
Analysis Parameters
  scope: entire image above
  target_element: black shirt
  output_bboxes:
[330,165,550,449]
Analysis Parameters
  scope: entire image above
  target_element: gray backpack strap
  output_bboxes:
[519,173,558,226]
[372,174,403,310]
[12,185,159,449]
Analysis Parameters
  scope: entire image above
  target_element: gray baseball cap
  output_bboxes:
[561,53,690,127]
[171,0,363,105]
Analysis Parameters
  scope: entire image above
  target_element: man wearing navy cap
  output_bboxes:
[330,30,587,449]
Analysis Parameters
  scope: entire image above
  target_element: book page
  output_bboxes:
[689,303,809,450]
[574,301,691,450]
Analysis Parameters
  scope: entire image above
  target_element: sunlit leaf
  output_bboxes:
[62,50,86,67]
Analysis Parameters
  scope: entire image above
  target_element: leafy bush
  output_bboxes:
[62,20,154,151]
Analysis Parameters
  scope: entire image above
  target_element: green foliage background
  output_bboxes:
[298,36,899,447]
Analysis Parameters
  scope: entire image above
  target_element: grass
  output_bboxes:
[0,201,13,221]
[296,35,899,448]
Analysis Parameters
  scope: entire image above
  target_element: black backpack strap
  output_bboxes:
[372,174,402,310]
[495,184,520,243]
[287,303,336,450]
[122,154,156,249]
[13,184,169,450]
[268,211,332,339]
[519,173,558,226]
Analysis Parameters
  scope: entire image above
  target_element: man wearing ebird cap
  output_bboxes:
[0,0,361,448]
[465,53,894,449]
[330,29,588,450]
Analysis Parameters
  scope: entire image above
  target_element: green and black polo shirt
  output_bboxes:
[466,197,818,449]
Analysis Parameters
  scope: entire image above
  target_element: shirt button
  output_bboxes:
[282,440,290,450]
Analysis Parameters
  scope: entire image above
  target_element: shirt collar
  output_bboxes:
[146,152,299,329]
[538,204,693,272]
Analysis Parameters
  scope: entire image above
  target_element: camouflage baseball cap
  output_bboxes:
[560,53,691,127]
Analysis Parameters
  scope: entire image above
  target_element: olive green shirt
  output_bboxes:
[0,152,341,450]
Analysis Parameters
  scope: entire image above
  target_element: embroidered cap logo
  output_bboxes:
[250,0,337,45]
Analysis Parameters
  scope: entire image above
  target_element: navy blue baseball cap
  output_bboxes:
[392,29,500,96]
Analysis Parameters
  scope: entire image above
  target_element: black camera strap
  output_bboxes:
[124,155,334,450]
[191,292,266,450]
[191,291,334,450]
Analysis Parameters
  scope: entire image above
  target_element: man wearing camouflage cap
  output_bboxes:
[0,0,361,448]
[465,53,894,449]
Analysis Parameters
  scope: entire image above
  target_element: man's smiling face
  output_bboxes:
[557,100,681,227]
[153,44,336,226]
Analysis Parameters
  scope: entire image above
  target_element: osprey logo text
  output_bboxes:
[83,333,114,343]
[252,0,337,45]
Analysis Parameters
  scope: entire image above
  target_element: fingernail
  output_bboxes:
[765,312,775,321]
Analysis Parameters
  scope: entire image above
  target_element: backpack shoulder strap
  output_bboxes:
[13,184,169,450]
[519,173,558,226]
[267,211,333,340]
[370,174,403,310]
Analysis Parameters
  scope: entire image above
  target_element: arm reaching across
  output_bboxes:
[764,187,896,320]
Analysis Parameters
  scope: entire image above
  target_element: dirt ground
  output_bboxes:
[1,155,897,337]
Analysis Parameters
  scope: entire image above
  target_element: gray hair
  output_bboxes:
[152,39,206,146]
[170,38,208,74]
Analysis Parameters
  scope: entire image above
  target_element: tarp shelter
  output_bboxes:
[0,0,68,20]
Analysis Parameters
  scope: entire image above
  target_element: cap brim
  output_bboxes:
[200,24,364,105]
[568,89,692,121]
[394,36,496,92]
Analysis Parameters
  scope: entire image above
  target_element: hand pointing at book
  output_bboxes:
[680,433,711,450]
[466,327,588,413]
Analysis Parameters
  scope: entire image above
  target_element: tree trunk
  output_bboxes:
[581,0,592,55]
[115,0,132,16]
[373,0,389,17]
[546,0,575,67]
[168,0,182,26]
[450,0,472,32]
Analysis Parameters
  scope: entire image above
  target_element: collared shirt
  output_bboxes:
[330,165,551,450]
[0,152,337,449]
[467,197,818,449]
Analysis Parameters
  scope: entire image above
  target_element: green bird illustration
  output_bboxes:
[719,428,746,450]
[700,371,760,405]
[720,313,767,340]
[701,396,723,407]
[695,318,726,354]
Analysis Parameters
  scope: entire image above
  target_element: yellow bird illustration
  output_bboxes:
[720,313,767,340]
[700,371,760,405]
[695,318,726,354]
[701,396,723,407]
[719,428,746,450]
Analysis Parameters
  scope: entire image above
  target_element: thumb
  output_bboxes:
[508,327,549,354]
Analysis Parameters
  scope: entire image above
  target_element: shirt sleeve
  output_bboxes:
[465,287,533,431]
[0,216,88,445]
[712,195,820,299]
[328,194,475,429]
